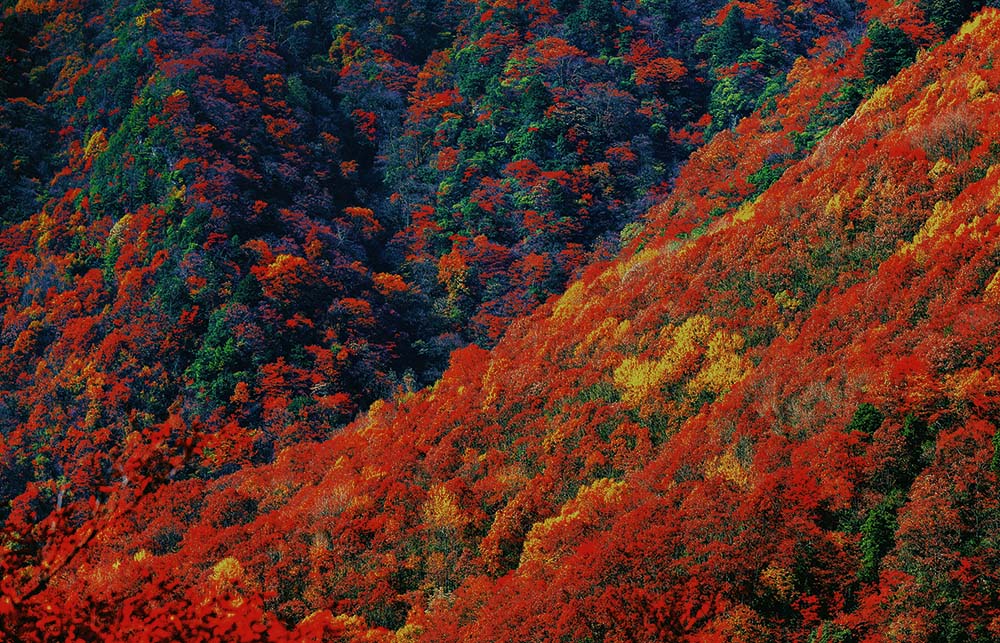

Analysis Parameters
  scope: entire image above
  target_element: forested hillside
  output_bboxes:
[3,0,999,640]
[0,0,876,501]
[0,0,881,537]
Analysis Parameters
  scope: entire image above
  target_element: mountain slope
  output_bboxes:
[6,6,1000,641]
[0,0,888,527]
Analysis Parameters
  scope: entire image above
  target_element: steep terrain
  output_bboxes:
[0,0,887,525]
[4,4,1000,641]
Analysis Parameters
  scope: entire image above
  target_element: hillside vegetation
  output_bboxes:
[3,0,1000,641]
[0,0,885,507]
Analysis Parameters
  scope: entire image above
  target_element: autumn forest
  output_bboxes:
[2,0,1000,639]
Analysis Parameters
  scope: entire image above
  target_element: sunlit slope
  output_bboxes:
[47,8,1000,641]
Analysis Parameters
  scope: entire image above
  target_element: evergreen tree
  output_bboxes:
[864,21,918,86]
[919,0,983,35]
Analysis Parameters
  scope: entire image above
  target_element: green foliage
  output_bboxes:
[89,81,179,220]
[0,98,52,225]
[185,308,251,404]
[919,0,984,35]
[453,45,500,97]
[153,265,191,317]
[792,79,869,153]
[991,425,1000,473]
[566,0,620,55]
[809,622,854,643]
[521,75,551,118]
[864,21,918,86]
[846,403,884,434]
[578,381,621,404]
[699,10,789,135]
[708,75,754,131]
[858,490,903,583]
[758,72,788,117]
[901,412,938,474]
[748,163,785,196]
[286,74,309,110]
[697,6,754,69]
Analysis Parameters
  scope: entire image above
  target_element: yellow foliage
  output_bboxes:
[422,485,466,532]
[520,479,624,566]
[715,604,771,643]
[774,290,800,311]
[541,420,568,452]
[367,399,386,420]
[299,612,368,635]
[823,191,843,218]
[210,557,244,584]
[967,74,990,100]
[83,129,108,159]
[984,270,1000,305]
[108,213,132,246]
[585,477,625,503]
[904,81,939,129]
[945,368,1000,404]
[614,356,671,406]
[481,356,512,408]
[760,563,795,601]
[857,84,893,119]
[613,315,713,406]
[357,399,391,436]
[576,317,631,357]
[132,549,150,562]
[520,510,580,565]
[312,480,354,517]
[955,213,986,243]
[733,200,756,222]
[959,11,987,37]
[670,314,713,355]
[928,158,953,181]
[493,463,529,490]
[169,183,186,203]
[134,8,161,28]
[705,450,750,488]
[82,558,122,588]
[909,200,950,251]
[309,531,330,560]
[396,623,426,642]
[616,246,658,282]
[553,280,586,320]
[687,329,746,397]
[438,250,468,302]
[82,403,102,432]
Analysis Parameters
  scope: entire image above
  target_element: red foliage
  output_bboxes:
[4,1,1000,640]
